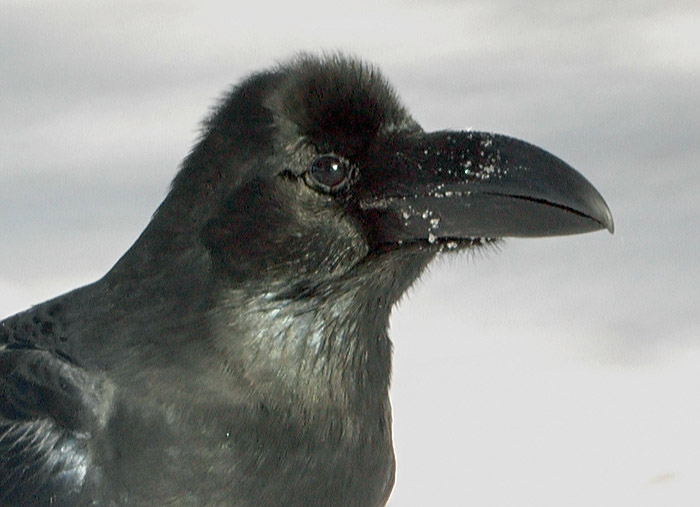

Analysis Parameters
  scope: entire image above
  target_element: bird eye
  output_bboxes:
[304,154,353,193]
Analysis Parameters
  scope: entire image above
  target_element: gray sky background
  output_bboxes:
[1,1,699,505]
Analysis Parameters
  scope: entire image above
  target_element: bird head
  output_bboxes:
[135,54,612,301]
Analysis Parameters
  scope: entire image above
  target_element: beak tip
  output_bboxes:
[605,216,615,234]
[593,195,615,234]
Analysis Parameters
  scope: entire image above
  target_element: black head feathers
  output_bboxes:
[269,54,418,156]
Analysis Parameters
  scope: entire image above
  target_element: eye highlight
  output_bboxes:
[304,154,353,193]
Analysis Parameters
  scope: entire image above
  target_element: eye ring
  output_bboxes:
[304,154,354,193]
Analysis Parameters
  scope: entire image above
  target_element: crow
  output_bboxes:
[0,54,613,506]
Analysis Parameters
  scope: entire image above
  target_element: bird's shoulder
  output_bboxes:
[0,307,112,506]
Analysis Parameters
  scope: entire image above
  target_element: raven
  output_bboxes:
[0,54,613,506]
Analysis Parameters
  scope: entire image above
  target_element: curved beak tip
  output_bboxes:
[603,207,615,234]
[584,185,614,234]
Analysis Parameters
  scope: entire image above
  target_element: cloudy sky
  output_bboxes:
[1,1,699,505]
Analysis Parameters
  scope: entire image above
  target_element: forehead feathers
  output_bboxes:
[269,55,415,155]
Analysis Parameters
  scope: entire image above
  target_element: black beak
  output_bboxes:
[358,131,614,245]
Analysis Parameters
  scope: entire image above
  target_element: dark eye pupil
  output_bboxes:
[308,155,350,191]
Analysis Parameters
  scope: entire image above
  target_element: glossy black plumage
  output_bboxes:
[0,54,612,506]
